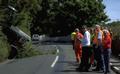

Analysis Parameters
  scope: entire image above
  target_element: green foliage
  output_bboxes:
[0,0,108,36]
[0,9,5,23]
[8,0,42,36]
[31,0,108,36]
[16,42,42,58]
[107,21,120,26]
[16,11,32,36]
[0,0,43,60]
[0,29,10,62]
[106,21,120,40]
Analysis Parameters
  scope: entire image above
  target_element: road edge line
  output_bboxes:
[114,66,119,71]
[57,49,59,53]
[51,45,59,68]
[111,64,120,74]
[51,56,59,68]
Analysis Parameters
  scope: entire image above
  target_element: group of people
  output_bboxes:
[71,25,112,74]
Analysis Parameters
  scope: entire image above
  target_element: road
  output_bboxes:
[0,43,116,74]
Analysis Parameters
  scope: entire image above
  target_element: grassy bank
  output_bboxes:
[0,29,10,62]
[0,24,41,62]
[16,23,42,58]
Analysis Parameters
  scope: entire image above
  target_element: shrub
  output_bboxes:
[0,30,10,62]
[16,41,42,58]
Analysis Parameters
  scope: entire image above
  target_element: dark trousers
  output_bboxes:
[79,46,92,71]
[102,49,111,73]
[94,45,103,70]
[71,40,74,49]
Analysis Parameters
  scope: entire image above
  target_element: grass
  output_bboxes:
[15,22,43,58]
[0,24,42,61]
[16,41,42,58]
[111,26,120,40]
[0,30,10,62]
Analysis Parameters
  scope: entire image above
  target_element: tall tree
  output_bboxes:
[33,0,108,36]
[0,0,109,36]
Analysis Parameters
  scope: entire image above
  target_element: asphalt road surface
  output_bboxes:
[0,43,116,74]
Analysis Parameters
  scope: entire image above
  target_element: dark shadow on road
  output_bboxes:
[56,60,106,73]
[55,69,102,73]
[55,60,79,73]
[112,65,120,67]
[111,61,120,63]
[56,69,78,72]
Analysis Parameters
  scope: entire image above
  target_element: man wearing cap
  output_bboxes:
[74,28,83,63]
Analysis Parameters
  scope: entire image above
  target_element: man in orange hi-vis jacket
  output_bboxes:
[74,28,83,63]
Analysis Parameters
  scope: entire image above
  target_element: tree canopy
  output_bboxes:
[32,0,109,36]
[0,0,109,36]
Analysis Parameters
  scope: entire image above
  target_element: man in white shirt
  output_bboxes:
[82,28,91,46]
[77,25,91,72]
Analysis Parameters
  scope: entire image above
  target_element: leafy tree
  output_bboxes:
[0,0,42,59]
[107,21,120,26]
[0,0,109,36]
[31,0,108,36]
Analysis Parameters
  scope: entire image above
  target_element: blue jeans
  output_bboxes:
[102,49,111,73]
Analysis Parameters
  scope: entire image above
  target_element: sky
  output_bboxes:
[103,0,120,22]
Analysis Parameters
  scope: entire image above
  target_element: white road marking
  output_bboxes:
[51,45,59,68]
[114,67,119,71]
[51,56,59,68]
[55,45,59,53]
[57,49,59,53]
[110,63,112,66]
